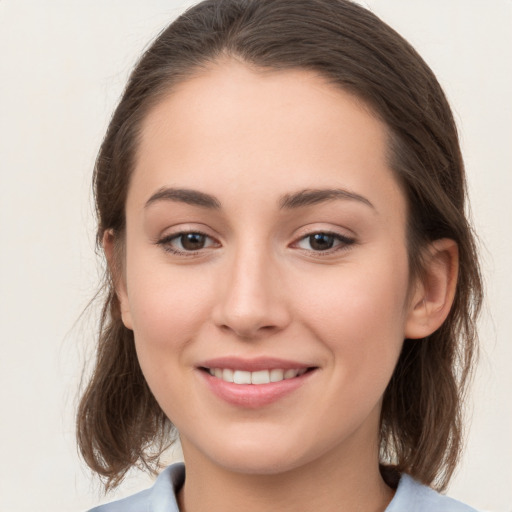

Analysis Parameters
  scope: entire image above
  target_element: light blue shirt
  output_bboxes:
[88,463,478,512]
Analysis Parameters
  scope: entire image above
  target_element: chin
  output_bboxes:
[186,433,310,476]
[214,449,304,476]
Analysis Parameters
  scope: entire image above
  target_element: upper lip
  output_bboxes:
[197,357,314,372]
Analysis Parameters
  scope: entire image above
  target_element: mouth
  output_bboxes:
[197,358,318,408]
[200,367,313,385]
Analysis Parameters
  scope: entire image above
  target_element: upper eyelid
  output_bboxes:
[296,229,353,239]
[159,229,211,240]
[291,222,356,238]
[156,224,219,241]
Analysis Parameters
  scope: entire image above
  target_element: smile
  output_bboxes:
[206,367,309,385]
[197,357,317,407]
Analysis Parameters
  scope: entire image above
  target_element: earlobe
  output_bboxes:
[405,239,459,339]
[103,229,133,330]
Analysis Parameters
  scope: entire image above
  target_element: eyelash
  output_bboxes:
[292,231,355,255]
[156,230,355,256]
[156,230,218,256]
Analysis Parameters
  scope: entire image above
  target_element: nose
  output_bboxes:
[211,244,292,339]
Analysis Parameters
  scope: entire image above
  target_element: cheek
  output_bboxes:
[124,251,216,371]
[292,253,410,381]
[124,265,217,423]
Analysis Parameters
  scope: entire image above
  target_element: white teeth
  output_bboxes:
[233,370,252,384]
[222,368,234,383]
[270,369,284,382]
[251,370,270,385]
[208,367,307,384]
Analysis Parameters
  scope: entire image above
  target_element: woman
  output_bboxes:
[77,1,482,510]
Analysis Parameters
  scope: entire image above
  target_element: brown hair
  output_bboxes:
[77,0,482,491]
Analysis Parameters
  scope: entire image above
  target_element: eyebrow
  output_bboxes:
[279,188,375,210]
[145,187,221,209]
[144,186,374,211]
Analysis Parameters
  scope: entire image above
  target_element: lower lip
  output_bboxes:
[199,370,315,409]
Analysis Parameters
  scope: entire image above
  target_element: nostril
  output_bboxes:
[216,322,278,339]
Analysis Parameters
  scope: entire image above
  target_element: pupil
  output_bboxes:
[181,233,205,250]
[310,233,334,250]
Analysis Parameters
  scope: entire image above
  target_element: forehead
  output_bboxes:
[130,59,405,220]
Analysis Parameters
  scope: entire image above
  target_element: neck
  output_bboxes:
[178,436,394,512]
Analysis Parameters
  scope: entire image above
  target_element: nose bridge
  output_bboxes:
[213,238,290,338]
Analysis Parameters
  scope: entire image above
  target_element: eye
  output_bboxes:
[158,231,219,254]
[294,232,355,252]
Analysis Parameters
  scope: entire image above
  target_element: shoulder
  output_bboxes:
[387,474,479,512]
[87,463,185,512]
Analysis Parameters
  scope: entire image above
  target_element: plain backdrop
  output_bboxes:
[0,1,511,511]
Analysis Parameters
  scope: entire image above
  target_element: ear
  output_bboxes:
[103,229,133,330]
[405,238,458,339]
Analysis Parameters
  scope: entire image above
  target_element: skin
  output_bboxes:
[106,60,458,512]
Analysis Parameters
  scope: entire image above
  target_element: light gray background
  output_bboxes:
[0,1,510,511]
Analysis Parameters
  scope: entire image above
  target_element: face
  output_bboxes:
[117,60,419,476]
